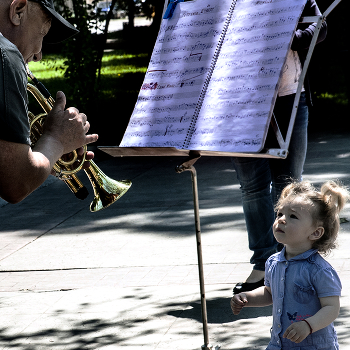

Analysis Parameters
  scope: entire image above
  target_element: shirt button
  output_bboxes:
[278,324,281,328]
[281,277,284,281]
[277,340,280,344]
[278,309,281,313]
[285,262,288,265]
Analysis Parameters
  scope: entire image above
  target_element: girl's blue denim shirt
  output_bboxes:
[265,248,341,350]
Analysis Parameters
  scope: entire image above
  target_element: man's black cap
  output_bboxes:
[29,0,79,43]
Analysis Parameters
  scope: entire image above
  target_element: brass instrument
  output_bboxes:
[26,67,131,212]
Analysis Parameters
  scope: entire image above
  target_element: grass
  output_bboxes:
[27,49,149,100]
[315,93,348,106]
[28,51,148,79]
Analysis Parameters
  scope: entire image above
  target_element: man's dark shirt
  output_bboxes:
[0,35,30,145]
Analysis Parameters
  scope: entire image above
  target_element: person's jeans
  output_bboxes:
[231,92,308,271]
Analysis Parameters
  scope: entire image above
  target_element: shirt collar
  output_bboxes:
[277,246,318,262]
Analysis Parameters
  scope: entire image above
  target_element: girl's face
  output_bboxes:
[273,196,321,256]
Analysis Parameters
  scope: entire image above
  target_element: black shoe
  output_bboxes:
[233,278,265,295]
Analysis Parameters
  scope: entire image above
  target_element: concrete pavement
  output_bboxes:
[1,131,350,349]
[93,16,153,34]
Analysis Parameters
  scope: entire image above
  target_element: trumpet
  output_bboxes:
[26,66,131,212]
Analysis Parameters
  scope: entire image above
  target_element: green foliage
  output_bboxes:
[52,0,108,111]
[47,0,163,113]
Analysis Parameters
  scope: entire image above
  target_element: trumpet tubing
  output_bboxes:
[26,70,131,212]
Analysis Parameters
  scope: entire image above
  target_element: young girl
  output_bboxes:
[231,180,349,349]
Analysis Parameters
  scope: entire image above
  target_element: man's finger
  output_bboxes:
[85,151,94,160]
[85,134,99,145]
[83,120,90,133]
[76,147,84,156]
[52,91,66,112]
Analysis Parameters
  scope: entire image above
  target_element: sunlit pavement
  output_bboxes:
[1,131,350,349]
[93,16,153,34]
[109,17,153,31]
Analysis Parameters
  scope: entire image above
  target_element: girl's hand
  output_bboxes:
[230,293,248,315]
[283,320,311,343]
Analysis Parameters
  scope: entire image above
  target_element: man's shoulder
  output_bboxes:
[0,36,25,70]
[0,35,18,52]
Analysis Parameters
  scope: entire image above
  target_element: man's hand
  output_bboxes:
[43,91,98,155]
[74,147,95,169]
[50,149,95,176]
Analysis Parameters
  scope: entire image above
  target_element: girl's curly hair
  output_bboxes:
[276,180,349,255]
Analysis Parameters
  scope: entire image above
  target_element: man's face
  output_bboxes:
[16,1,52,63]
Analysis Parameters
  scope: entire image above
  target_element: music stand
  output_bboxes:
[99,1,342,349]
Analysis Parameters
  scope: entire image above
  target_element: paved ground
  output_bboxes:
[1,131,350,349]
[93,16,153,34]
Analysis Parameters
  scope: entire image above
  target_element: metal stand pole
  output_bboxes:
[176,154,220,350]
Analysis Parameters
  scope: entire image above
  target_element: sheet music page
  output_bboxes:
[186,0,307,152]
[120,0,233,148]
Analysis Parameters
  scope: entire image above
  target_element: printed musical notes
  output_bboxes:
[120,0,230,149]
[120,0,307,153]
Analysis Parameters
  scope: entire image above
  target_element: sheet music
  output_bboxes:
[186,0,307,152]
[120,0,307,153]
[120,0,233,148]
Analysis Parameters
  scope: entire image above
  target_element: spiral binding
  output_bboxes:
[182,0,238,149]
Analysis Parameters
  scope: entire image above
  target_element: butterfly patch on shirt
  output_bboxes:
[287,312,312,323]
[287,312,297,322]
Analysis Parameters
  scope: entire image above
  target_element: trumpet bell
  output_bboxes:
[84,161,132,212]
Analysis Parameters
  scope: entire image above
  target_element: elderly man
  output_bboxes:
[0,0,98,203]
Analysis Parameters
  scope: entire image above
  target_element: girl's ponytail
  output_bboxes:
[320,181,349,213]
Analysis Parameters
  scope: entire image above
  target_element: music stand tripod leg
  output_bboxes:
[176,155,220,350]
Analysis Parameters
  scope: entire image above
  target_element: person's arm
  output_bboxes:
[230,286,273,315]
[0,91,98,203]
[283,296,340,343]
[292,0,327,51]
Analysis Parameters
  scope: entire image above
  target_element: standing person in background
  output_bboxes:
[0,0,98,204]
[232,0,327,294]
